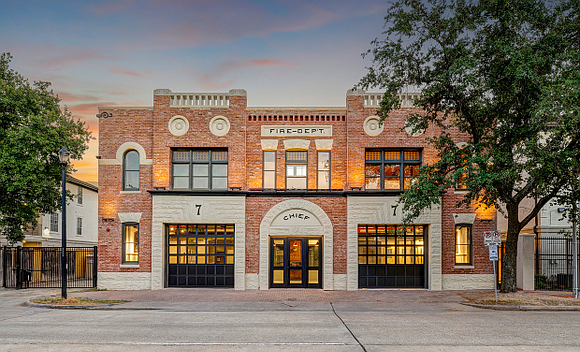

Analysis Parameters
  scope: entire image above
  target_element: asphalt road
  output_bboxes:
[1,288,580,352]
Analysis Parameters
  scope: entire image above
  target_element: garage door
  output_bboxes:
[167,224,234,287]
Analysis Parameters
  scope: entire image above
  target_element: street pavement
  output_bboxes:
[1,287,580,351]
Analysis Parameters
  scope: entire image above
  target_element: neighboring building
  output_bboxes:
[97,88,497,291]
[3,176,99,248]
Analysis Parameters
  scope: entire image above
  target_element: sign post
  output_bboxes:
[484,231,501,303]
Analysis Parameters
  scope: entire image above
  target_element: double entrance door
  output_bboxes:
[270,237,322,288]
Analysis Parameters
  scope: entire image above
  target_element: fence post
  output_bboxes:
[517,233,536,291]
[93,246,98,288]
[2,246,6,288]
[16,246,22,290]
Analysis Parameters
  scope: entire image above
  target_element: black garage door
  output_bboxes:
[167,224,234,287]
[358,225,426,288]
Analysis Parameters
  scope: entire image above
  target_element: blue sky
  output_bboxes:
[0,0,387,182]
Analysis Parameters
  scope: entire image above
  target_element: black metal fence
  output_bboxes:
[2,246,97,289]
[535,237,578,291]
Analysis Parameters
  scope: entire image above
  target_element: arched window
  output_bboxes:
[123,150,140,190]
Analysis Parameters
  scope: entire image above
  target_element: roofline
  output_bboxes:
[67,176,98,192]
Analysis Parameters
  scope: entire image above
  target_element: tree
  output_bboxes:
[359,0,580,292]
[0,53,92,244]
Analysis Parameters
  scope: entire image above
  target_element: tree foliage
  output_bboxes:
[359,0,580,292]
[0,53,92,244]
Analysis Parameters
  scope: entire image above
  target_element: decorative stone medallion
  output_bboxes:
[210,115,230,136]
[168,115,189,136]
[363,116,384,137]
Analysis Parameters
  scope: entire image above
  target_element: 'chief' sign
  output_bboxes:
[261,125,332,137]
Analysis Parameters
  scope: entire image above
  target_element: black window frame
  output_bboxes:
[171,148,228,191]
[455,224,472,265]
[365,149,422,191]
[317,151,331,190]
[263,151,276,190]
[123,150,140,191]
[285,150,308,190]
[122,223,139,264]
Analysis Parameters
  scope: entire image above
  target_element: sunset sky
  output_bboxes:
[1,0,387,184]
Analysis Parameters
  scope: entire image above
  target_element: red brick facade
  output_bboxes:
[97,89,495,290]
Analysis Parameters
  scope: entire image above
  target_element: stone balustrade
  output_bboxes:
[364,92,421,108]
[170,93,230,107]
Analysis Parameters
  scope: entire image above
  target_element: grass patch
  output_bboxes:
[30,297,130,305]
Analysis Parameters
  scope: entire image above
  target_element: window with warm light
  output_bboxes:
[263,151,276,189]
[286,151,307,189]
[455,225,472,265]
[365,149,421,190]
[317,152,330,189]
[123,150,140,191]
[123,223,139,264]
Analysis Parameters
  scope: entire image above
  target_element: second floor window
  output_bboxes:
[286,151,307,189]
[365,149,421,190]
[123,150,140,190]
[77,186,83,204]
[263,151,276,189]
[317,152,330,189]
[50,213,58,232]
[172,149,228,191]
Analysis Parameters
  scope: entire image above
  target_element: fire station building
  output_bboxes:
[96,88,496,290]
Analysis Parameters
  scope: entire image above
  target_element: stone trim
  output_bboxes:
[209,115,231,136]
[98,272,151,290]
[453,213,476,225]
[261,140,278,151]
[115,142,152,165]
[363,116,384,137]
[118,212,142,223]
[168,115,189,136]
[259,199,334,290]
[442,274,494,290]
[315,139,333,151]
[283,139,310,150]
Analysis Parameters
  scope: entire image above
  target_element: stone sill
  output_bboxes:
[120,264,140,269]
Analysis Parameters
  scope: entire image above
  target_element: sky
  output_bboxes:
[0,0,387,184]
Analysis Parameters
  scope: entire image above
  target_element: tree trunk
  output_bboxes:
[501,203,523,293]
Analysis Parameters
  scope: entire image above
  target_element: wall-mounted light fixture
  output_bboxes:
[43,227,50,236]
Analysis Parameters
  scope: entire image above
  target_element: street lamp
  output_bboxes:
[58,146,70,299]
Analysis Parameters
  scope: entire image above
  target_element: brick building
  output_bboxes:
[97,88,496,290]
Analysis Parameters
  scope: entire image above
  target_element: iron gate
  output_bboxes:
[2,246,97,289]
[535,237,578,291]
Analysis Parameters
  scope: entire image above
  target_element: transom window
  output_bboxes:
[365,149,421,190]
[172,149,228,191]
[286,151,307,189]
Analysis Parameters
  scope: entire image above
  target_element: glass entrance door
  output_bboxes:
[270,237,322,288]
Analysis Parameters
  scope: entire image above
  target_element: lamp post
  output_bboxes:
[58,146,70,299]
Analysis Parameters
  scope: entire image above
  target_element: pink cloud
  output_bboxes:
[107,67,153,78]
[198,58,293,90]
[55,92,100,103]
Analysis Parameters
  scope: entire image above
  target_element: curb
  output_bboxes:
[462,303,580,311]
[25,300,121,310]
